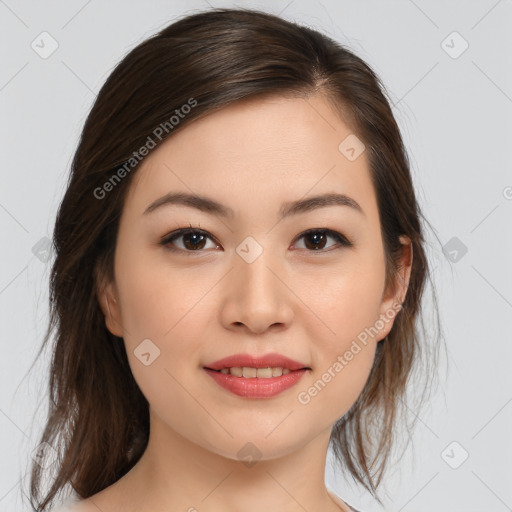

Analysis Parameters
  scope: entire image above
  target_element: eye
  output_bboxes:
[161,226,219,253]
[160,226,352,254]
[293,228,352,252]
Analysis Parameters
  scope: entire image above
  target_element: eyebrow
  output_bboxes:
[143,191,364,219]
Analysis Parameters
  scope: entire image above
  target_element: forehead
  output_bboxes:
[125,94,375,220]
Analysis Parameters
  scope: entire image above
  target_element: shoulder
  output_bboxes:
[327,489,362,512]
[51,496,93,512]
[52,503,95,512]
[52,487,122,512]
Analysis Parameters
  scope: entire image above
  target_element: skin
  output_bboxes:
[86,93,412,512]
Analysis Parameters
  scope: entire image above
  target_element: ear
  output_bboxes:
[377,235,413,340]
[95,266,124,338]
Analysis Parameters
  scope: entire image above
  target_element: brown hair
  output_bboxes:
[26,7,443,510]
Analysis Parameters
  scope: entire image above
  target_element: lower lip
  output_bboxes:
[203,368,308,398]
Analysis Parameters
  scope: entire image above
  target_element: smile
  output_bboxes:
[203,367,308,398]
[212,366,294,377]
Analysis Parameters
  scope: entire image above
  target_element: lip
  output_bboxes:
[203,353,310,371]
[204,367,308,398]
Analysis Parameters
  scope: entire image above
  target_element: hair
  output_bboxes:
[26,7,443,510]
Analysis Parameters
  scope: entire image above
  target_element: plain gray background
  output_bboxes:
[1,1,511,511]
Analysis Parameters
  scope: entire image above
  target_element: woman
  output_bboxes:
[28,7,441,512]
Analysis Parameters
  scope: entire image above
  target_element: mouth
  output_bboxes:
[203,366,311,378]
[203,352,311,373]
[202,353,311,397]
[203,366,310,398]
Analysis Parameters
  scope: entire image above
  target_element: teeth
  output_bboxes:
[243,367,257,378]
[219,367,293,378]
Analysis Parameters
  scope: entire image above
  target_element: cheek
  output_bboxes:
[115,256,214,387]
[116,252,210,340]
[300,259,385,343]
[115,265,209,422]
[294,257,383,409]
[296,272,380,418]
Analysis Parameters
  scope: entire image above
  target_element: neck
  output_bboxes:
[100,407,346,512]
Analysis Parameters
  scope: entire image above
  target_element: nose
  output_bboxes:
[219,250,294,335]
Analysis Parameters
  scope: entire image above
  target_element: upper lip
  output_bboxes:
[204,353,310,371]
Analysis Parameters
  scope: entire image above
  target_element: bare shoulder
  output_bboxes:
[65,500,98,511]
[56,484,127,512]
[52,494,108,512]
[327,489,361,512]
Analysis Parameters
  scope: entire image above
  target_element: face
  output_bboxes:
[98,93,411,461]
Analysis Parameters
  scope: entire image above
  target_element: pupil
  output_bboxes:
[185,232,205,250]
[306,232,326,250]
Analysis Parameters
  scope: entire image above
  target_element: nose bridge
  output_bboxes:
[221,237,293,332]
[234,240,282,301]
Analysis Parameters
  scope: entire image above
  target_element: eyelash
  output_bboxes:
[160,225,353,255]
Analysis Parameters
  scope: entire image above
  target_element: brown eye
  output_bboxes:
[161,229,218,253]
[180,231,208,250]
[294,229,352,252]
